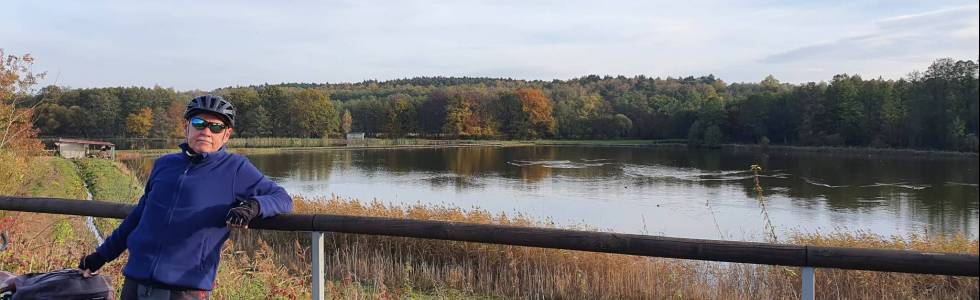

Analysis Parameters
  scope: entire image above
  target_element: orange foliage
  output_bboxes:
[1,49,45,154]
[125,107,154,138]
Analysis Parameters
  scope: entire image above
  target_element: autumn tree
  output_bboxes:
[165,100,187,138]
[441,91,471,137]
[499,88,556,139]
[0,49,44,195]
[341,109,353,134]
[0,49,44,154]
[285,89,337,138]
[125,107,154,137]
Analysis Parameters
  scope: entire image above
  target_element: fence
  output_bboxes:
[1,196,977,299]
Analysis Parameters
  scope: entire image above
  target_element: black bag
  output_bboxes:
[2,269,112,300]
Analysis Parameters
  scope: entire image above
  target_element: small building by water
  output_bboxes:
[54,138,116,160]
[346,132,365,140]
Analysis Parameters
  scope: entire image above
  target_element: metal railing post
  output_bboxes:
[312,231,325,300]
[801,267,815,300]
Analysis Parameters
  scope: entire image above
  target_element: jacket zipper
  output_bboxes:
[149,163,193,278]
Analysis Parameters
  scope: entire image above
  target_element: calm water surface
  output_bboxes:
[133,146,980,241]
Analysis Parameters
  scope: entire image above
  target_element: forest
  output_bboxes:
[24,58,979,151]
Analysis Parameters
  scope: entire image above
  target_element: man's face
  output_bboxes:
[185,113,232,153]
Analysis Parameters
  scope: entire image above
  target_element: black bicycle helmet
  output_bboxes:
[184,95,236,128]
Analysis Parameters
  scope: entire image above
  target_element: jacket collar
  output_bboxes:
[179,142,228,164]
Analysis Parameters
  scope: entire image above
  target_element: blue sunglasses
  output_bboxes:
[189,117,229,133]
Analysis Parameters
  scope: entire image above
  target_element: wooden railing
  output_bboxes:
[2,196,977,299]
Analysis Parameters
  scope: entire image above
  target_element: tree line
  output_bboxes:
[24,58,979,151]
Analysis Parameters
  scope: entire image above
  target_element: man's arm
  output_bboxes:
[81,163,158,275]
[95,193,147,261]
[96,161,159,261]
[234,159,293,218]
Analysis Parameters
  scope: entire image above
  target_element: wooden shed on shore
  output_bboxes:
[54,138,116,160]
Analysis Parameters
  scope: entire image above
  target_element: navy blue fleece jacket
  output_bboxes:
[95,143,292,290]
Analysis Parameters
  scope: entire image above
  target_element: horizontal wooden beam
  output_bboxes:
[2,196,976,277]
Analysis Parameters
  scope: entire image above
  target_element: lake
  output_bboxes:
[130,145,979,241]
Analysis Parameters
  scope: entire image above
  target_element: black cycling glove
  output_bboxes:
[78,252,106,273]
[226,198,261,228]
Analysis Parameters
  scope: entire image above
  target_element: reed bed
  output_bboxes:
[217,195,979,299]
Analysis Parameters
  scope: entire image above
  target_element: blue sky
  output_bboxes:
[4,0,978,91]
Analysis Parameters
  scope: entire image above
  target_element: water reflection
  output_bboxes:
[123,146,979,240]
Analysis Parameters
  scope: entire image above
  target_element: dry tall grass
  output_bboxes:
[221,195,978,299]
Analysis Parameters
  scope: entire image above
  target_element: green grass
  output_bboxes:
[74,158,142,203]
[74,158,143,237]
[22,156,88,199]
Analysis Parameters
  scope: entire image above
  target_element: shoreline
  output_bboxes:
[116,139,978,158]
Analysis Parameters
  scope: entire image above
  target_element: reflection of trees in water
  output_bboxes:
[424,175,485,191]
[747,152,978,236]
[446,147,502,177]
[239,146,976,237]
[502,146,555,183]
[249,151,334,181]
[580,146,977,237]
[338,150,352,171]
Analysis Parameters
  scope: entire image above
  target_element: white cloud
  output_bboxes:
[754,5,979,82]
[3,1,978,89]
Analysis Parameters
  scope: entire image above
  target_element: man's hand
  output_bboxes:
[226,198,261,228]
[78,252,106,278]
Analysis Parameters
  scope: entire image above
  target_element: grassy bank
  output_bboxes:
[20,156,88,199]
[74,158,143,203]
[73,158,143,239]
[0,156,95,277]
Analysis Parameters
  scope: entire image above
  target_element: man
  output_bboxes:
[78,95,293,299]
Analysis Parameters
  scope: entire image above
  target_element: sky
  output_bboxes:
[3,0,978,91]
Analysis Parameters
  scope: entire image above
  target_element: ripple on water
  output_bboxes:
[507,160,610,169]
[622,164,752,182]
